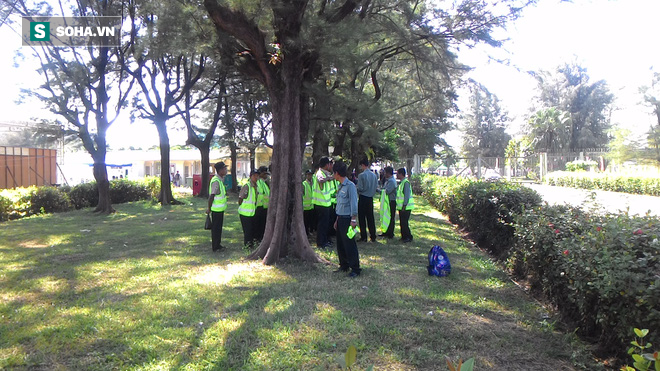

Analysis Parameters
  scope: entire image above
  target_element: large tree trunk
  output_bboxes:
[311,121,330,167]
[92,157,114,214]
[248,52,324,265]
[81,121,114,214]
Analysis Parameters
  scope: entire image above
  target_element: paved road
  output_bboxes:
[523,184,660,218]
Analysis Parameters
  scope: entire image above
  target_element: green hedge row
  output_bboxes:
[413,175,542,257]
[0,177,159,222]
[417,174,660,356]
[545,171,660,196]
[510,205,660,353]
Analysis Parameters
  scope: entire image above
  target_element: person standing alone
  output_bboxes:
[396,168,414,243]
[332,160,361,277]
[206,162,228,252]
[356,159,377,242]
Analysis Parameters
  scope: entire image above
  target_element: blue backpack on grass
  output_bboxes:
[427,245,451,277]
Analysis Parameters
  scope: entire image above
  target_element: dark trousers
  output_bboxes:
[211,211,224,251]
[255,206,267,240]
[240,215,257,248]
[399,209,413,240]
[304,209,315,234]
[336,216,361,273]
[328,206,337,237]
[315,205,331,247]
[384,200,397,237]
[358,195,376,241]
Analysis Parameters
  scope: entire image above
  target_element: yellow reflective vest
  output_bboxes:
[312,169,331,207]
[380,189,391,233]
[302,180,313,211]
[396,178,415,211]
[256,178,270,209]
[209,176,227,212]
[238,183,257,217]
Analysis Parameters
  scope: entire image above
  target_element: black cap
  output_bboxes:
[214,162,227,171]
[258,165,270,174]
[250,169,260,176]
[305,169,312,174]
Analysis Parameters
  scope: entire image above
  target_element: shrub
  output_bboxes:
[416,174,470,224]
[109,179,151,204]
[67,182,99,209]
[419,175,542,257]
[510,206,660,355]
[0,193,11,222]
[29,186,73,215]
[456,181,542,257]
[545,172,660,196]
[138,176,161,201]
[0,187,34,220]
[565,160,598,172]
[67,179,154,209]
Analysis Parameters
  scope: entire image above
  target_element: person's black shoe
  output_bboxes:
[370,237,377,242]
[378,233,386,237]
[333,267,349,273]
[402,238,412,243]
[349,271,360,278]
[358,238,367,242]
[213,245,226,252]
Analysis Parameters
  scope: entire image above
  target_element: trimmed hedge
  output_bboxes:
[419,174,660,356]
[545,171,660,196]
[510,206,660,354]
[416,174,542,257]
[0,178,155,221]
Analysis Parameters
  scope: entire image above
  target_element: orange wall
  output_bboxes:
[0,147,58,189]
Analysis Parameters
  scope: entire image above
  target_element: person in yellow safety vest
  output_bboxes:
[396,167,415,243]
[206,161,228,252]
[255,165,270,241]
[327,176,339,239]
[380,166,397,239]
[312,157,334,248]
[302,170,315,235]
[238,170,260,249]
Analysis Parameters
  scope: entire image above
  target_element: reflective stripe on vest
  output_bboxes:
[329,179,338,205]
[302,180,313,211]
[256,179,270,208]
[396,178,415,211]
[380,189,391,233]
[238,183,257,217]
[210,176,227,212]
[312,170,331,207]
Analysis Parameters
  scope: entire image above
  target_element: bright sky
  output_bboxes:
[1,0,659,149]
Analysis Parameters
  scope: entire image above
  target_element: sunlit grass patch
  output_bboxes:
[0,195,599,370]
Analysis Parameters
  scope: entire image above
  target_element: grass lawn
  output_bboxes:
[0,194,599,370]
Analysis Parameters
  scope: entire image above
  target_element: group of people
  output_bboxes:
[205,157,415,277]
[205,162,271,252]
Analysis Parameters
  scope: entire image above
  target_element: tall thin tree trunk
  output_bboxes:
[155,118,179,205]
[199,146,211,198]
